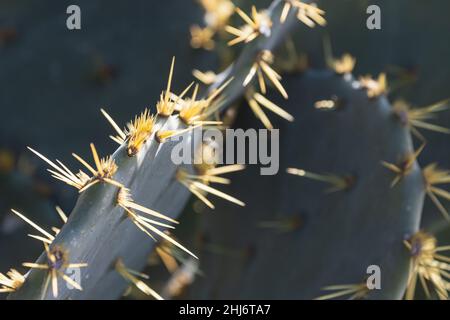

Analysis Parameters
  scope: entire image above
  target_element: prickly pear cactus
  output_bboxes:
[5,0,317,300]
[187,67,449,299]
[3,0,449,301]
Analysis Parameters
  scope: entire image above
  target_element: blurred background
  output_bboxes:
[1,0,449,299]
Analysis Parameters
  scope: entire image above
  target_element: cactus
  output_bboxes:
[3,0,449,301]
[186,65,449,299]
[5,0,321,300]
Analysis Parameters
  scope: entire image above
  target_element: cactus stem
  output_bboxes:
[0,269,25,293]
[404,232,450,300]
[287,168,354,193]
[381,143,425,187]
[22,244,87,298]
[315,282,368,300]
[115,259,163,300]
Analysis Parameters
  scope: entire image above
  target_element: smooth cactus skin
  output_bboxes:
[9,0,304,300]
[188,70,425,299]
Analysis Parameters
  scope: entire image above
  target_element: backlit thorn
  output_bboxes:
[404,231,450,300]
[225,6,272,46]
[14,207,68,245]
[191,159,245,186]
[422,164,450,222]
[199,0,235,31]
[156,57,193,118]
[72,143,123,193]
[315,282,369,300]
[22,244,87,299]
[381,143,425,187]
[244,50,288,99]
[314,96,343,111]
[100,108,126,144]
[359,73,387,99]
[193,142,245,183]
[190,25,215,50]
[329,53,356,75]
[258,215,302,233]
[193,70,218,85]
[55,206,68,224]
[176,168,245,209]
[393,99,450,141]
[117,188,178,224]
[50,206,69,236]
[11,209,55,244]
[153,236,194,274]
[178,78,232,125]
[0,269,25,293]
[27,147,90,191]
[116,188,197,259]
[115,259,163,300]
[155,245,179,274]
[245,89,294,130]
[156,125,201,143]
[287,168,355,193]
[101,108,156,156]
[280,1,326,26]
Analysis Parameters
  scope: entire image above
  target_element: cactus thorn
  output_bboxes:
[244,50,288,99]
[225,6,272,46]
[193,70,218,85]
[22,244,87,298]
[315,282,369,300]
[404,231,450,300]
[381,143,425,187]
[287,168,355,193]
[0,269,25,293]
[393,99,450,141]
[115,258,163,300]
[422,164,450,222]
[245,89,293,129]
[280,1,326,26]
[72,143,122,192]
[116,188,197,259]
[176,167,245,209]
[359,73,388,99]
